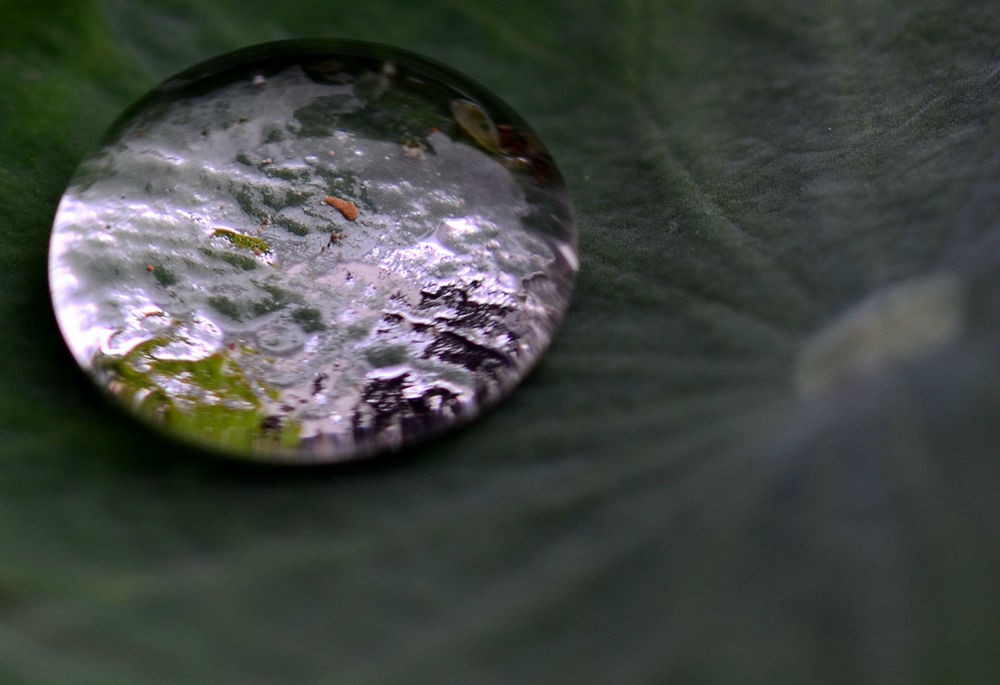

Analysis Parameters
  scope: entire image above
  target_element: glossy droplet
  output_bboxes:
[49,40,578,463]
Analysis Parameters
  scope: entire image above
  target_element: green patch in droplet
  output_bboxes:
[207,295,245,321]
[291,307,326,332]
[208,283,297,322]
[365,344,408,368]
[150,264,177,286]
[274,214,310,236]
[200,247,258,271]
[293,93,358,138]
[210,227,271,253]
[95,336,300,454]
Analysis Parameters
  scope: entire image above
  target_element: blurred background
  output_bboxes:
[1,1,998,683]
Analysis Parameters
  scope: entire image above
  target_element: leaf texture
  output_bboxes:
[0,1,998,682]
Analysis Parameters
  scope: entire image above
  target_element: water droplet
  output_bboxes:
[49,40,577,464]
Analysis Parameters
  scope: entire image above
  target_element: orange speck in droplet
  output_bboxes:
[324,195,358,221]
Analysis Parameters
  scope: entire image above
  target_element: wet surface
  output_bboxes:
[49,40,577,463]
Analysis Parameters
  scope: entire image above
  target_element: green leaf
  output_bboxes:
[1,1,998,683]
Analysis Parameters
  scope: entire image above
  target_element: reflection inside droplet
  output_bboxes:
[49,40,577,463]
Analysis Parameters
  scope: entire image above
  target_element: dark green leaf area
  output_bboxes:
[208,282,298,322]
[291,307,326,332]
[1,1,998,684]
[200,247,259,271]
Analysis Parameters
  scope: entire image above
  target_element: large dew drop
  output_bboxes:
[49,40,578,463]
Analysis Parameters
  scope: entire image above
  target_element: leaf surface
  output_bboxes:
[0,1,998,682]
